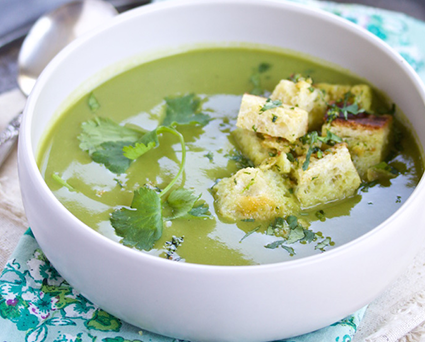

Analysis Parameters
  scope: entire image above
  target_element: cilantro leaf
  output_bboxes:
[110,187,163,251]
[315,237,332,251]
[326,91,365,122]
[265,240,295,255]
[188,203,211,218]
[162,94,210,127]
[265,240,285,249]
[166,189,200,220]
[91,141,133,174]
[87,93,100,113]
[286,226,305,244]
[317,130,342,145]
[259,99,282,113]
[78,117,142,154]
[123,141,156,160]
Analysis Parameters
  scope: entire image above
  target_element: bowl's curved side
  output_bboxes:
[18,1,425,341]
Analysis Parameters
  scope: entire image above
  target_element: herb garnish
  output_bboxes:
[259,98,282,113]
[300,130,342,171]
[240,226,261,242]
[164,236,185,261]
[79,94,213,251]
[225,149,255,169]
[265,215,332,254]
[326,91,365,122]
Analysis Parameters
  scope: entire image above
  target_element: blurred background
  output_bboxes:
[0,0,425,94]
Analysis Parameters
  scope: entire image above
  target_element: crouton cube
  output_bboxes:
[232,128,294,174]
[232,127,271,166]
[292,143,361,208]
[321,113,393,178]
[236,94,308,142]
[213,168,299,221]
[315,83,373,112]
[270,78,327,131]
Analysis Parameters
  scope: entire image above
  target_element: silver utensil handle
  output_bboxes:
[0,112,22,167]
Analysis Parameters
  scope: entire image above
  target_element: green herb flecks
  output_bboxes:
[250,62,272,95]
[315,237,333,251]
[259,98,282,114]
[315,210,326,221]
[240,226,261,242]
[225,149,254,169]
[87,92,100,113]
[204,151,214,162]
[164,236,185,261]
[326,91,365,122]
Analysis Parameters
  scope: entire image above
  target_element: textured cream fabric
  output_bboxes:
[0,89,27,269]
[1,88,425,341]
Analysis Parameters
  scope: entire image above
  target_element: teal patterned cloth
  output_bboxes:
[1,1,425,341]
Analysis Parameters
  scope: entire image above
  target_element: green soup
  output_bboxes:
[38,47,423,266]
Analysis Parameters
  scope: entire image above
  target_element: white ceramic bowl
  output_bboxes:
[18,1,425,341]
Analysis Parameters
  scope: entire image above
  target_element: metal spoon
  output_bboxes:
[0,0,118,167]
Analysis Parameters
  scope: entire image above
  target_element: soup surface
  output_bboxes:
[38,47,423,266]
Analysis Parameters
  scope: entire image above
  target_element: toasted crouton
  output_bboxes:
[232,127,271,166]
[236,94,308,142]
[213,168,299,221]
[270,78,327,131]
[321,113,393,178]
[292,143,361,208]
[232,128,295,174]
[315,83,373,112]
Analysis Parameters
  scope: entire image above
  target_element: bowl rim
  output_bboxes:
[21,0,425,272]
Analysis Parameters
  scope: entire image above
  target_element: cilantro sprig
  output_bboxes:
[300,131,342,171]
[259,98,282,114]
[326,91,365,122]
[265,215,333,254]
[79,94,212,252]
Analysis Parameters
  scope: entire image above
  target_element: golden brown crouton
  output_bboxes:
[292,143,361,208]
[322,113,393,178]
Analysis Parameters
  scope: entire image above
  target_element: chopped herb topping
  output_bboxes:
[286,152,295,162]
[225,149,254,169]
[326,91,365,122]
[315,237,333,251]
[164,236,184,261]
[272,115,278,123]
[252,125,258,132]
[259,98,283,113]
[315,210,326,221]
[204,151,214,162]
[240,226,261,242]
